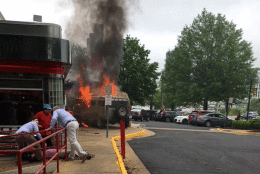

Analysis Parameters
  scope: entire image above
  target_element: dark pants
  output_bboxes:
[35,135,53,147]
[42,135,53,147]
[14,134,43,160]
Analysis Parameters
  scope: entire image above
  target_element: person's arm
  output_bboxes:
[33,122,42,140]
[50,111,58,129]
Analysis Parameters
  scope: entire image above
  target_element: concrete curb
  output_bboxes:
[111,130,146,174]
[216,128,260,135]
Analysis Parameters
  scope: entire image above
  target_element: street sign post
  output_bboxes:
[105,85,112,138]
[106,85,112,96]
[105,95,112,105]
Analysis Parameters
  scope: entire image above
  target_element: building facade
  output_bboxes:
[0,20,71,126]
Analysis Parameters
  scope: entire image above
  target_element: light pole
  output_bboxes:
[246,78,253,121]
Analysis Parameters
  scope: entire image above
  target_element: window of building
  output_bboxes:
[49,77,63,108]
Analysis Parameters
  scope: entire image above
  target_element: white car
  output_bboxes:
[174,115,189,124]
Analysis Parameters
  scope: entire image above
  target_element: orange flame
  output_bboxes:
[80,64,85,71]
[94,75,118,96]
[81,122,89,128]
[78,74,92,107]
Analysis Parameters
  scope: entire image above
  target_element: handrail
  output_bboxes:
[0,127,67,174]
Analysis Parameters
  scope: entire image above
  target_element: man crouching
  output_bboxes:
[14,118,43,162]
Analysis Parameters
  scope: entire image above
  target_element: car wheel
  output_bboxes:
[140,117,144,121]
[182,119,188,124]
[116,105,127,120]
[166,117,170,123]
[146,117,150,121]
[134,119,137,121]
[205,121,211,127]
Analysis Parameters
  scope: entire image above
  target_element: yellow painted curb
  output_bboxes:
[111,130,146,174]
[216,128,260,135]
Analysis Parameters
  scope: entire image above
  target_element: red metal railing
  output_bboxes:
[0,127,67,174]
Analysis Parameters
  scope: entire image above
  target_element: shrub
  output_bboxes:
[232,120,251,129]
[249,119,260,123]
[251,122,260,129]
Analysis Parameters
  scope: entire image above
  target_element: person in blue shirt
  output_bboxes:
[50,106,94,163]
[14,118,43,161]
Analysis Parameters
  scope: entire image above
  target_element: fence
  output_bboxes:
[0,127,67,174]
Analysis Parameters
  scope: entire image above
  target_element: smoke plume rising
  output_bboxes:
[61,0,136,87]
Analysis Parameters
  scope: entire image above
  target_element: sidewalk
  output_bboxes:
[53,123,153,174]
[0,123,153,174]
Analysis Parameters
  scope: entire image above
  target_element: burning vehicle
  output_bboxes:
[65,76,131,128]
[63,0,132,128]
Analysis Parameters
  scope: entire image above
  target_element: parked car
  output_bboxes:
[131,109,150,121]
[189,110,213,125]
[174,114,189,124]
[157,110,178,123]
[144,110,158,120]
[191,113,232,127]
[241,112,258,119]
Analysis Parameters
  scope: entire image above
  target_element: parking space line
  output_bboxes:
[146,127,215,132]
[146,127,260,135]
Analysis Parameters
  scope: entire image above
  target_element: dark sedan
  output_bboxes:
[156,111,179,123]
[144,110,158,120]
[131,109,150,121]
[192,113,232,127]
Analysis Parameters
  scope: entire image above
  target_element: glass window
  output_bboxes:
[49,77,63,109]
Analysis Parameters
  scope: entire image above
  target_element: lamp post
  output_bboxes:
[246,78,253,121]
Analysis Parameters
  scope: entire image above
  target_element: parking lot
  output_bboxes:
[129,120,260,174]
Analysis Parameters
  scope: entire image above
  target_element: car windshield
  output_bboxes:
[191,111,198,115]
[201,112,210,115]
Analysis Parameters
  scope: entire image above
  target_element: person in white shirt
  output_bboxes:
[14,118,43,161]
[50,106,94,163]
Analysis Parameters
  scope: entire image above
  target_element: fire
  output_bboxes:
[78,74,92,107]
[81,122,89,128]
[95,75,118,96]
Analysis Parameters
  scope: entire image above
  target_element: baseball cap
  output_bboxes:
[43,104,52,110]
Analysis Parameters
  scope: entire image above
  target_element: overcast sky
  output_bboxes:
[1,0,260,72]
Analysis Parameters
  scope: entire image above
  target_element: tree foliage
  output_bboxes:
[250,98,260,114]
[164,8,258,110]
[119,35,160,105]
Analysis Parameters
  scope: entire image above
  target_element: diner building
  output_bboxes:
[0,17,71,127]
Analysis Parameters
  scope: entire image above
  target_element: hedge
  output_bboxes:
[232,119,260,130]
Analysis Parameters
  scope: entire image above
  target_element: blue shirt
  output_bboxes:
[50,108,76,129]
[16,122,42,140]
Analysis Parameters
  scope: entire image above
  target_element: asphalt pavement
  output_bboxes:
[128,120,260,174]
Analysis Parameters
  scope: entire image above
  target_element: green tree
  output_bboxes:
[119,35,160,106]
[250,98,260,114]
[164,8,258,110]
[151,90,161,110]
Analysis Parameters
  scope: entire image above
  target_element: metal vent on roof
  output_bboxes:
[33,15,42,22]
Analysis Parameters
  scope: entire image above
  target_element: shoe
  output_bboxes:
[82,153,95,163]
